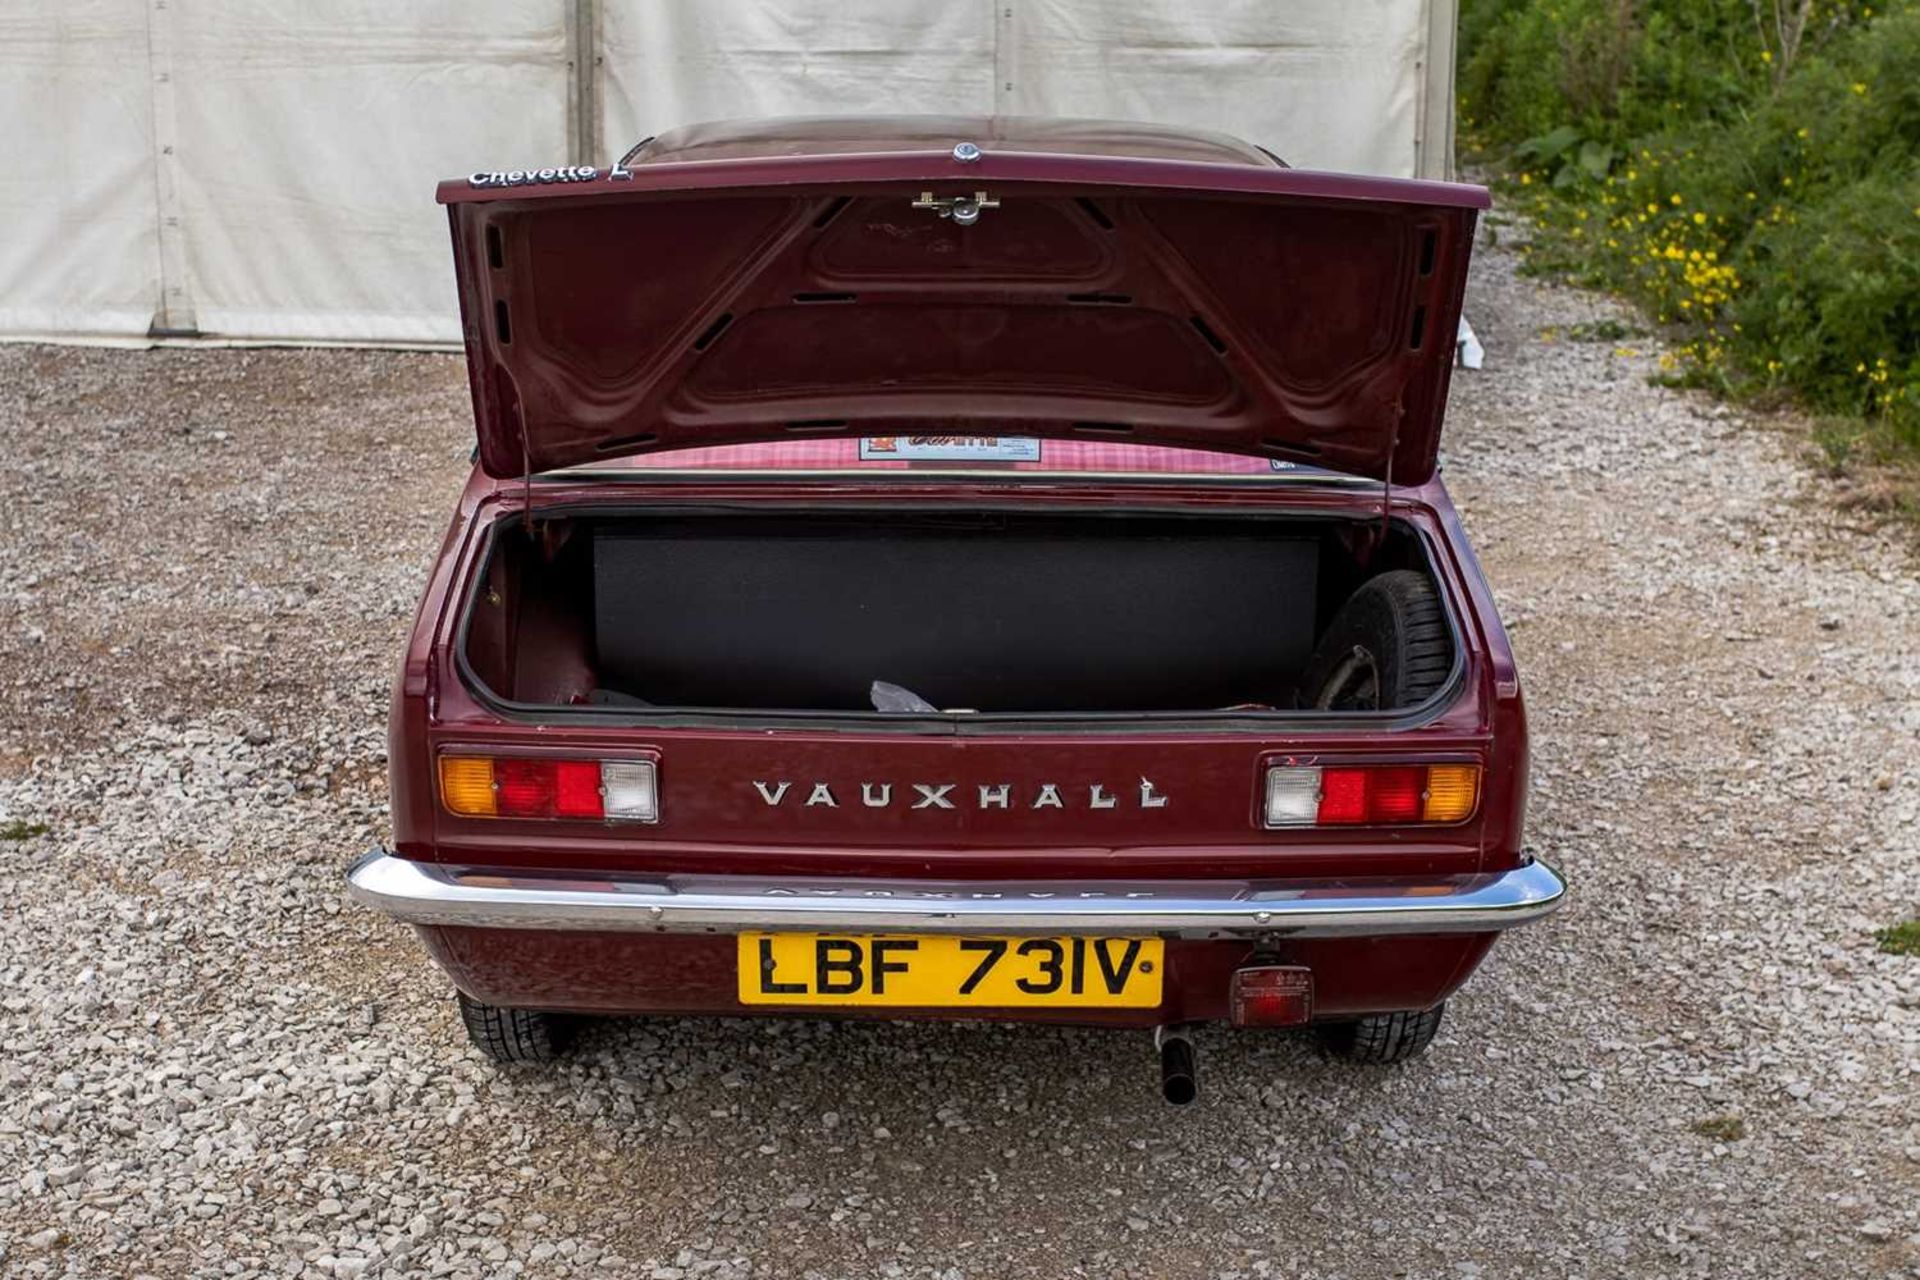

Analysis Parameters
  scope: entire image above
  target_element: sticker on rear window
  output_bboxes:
[859,436,1042,462]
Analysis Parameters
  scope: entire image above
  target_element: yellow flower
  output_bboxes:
[1761,49,1773,64]
[1796,127,1810,139]
[1851,83,1868,95]
[1670,193,1684,206]
[1520,172,1532,185]
[1692,212,1707,225]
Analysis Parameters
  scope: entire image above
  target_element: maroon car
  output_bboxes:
[349,116,1564,1102]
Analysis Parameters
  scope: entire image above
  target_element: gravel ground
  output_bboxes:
[1,230,1915,1280]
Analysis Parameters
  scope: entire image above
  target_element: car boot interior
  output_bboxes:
[460,508,1450,716]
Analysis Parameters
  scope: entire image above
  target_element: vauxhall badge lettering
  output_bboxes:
[751,779,1170,812]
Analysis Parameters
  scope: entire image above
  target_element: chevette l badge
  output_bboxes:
[751,779,1170,811]
[467,162,633,189]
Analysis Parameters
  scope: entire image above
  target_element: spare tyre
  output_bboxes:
[1301,570,1451,711]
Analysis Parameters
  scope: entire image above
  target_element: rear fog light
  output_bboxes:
[1230,965,1314,1028]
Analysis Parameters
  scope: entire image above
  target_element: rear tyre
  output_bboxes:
[1317,1005,1446,1064]
[1301,569,1451,711]
[456,991,570,1064]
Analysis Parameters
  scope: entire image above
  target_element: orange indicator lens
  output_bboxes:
[438,756,497,817]
[1421,764,1481,823]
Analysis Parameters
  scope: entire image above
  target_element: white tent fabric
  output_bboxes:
[0,0,1455,346]
[999,1,1434,172]
[169,0,571,343]
[600,1,1452,176]
[0,1,160,341]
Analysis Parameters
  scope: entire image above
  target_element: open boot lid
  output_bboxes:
[440,115,1487,486]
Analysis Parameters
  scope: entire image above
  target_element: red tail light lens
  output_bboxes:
[553,760,605,818]
[494,759,574,818]
[1264,763,1480,828]
[1361,766,1425,824]
[1315,768,1369,824]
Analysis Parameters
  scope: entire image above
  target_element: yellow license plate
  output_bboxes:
[737,933,1164,1007]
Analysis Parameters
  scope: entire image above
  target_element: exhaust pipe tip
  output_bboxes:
[1155,1026,1198,1106]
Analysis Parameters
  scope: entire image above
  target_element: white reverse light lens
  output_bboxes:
[1264,766,1321,828]
[600,760,658,823]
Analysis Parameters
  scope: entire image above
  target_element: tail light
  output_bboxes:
[1263,763,1479,829]
[439,755,658,823]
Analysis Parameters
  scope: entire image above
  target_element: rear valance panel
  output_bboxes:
[445,147,1483,484]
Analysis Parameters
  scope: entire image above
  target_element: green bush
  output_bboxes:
[1743,172,1919,430]
[1462,0,1920,453]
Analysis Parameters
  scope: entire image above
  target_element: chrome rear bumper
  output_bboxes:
[347,851,1566,940]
